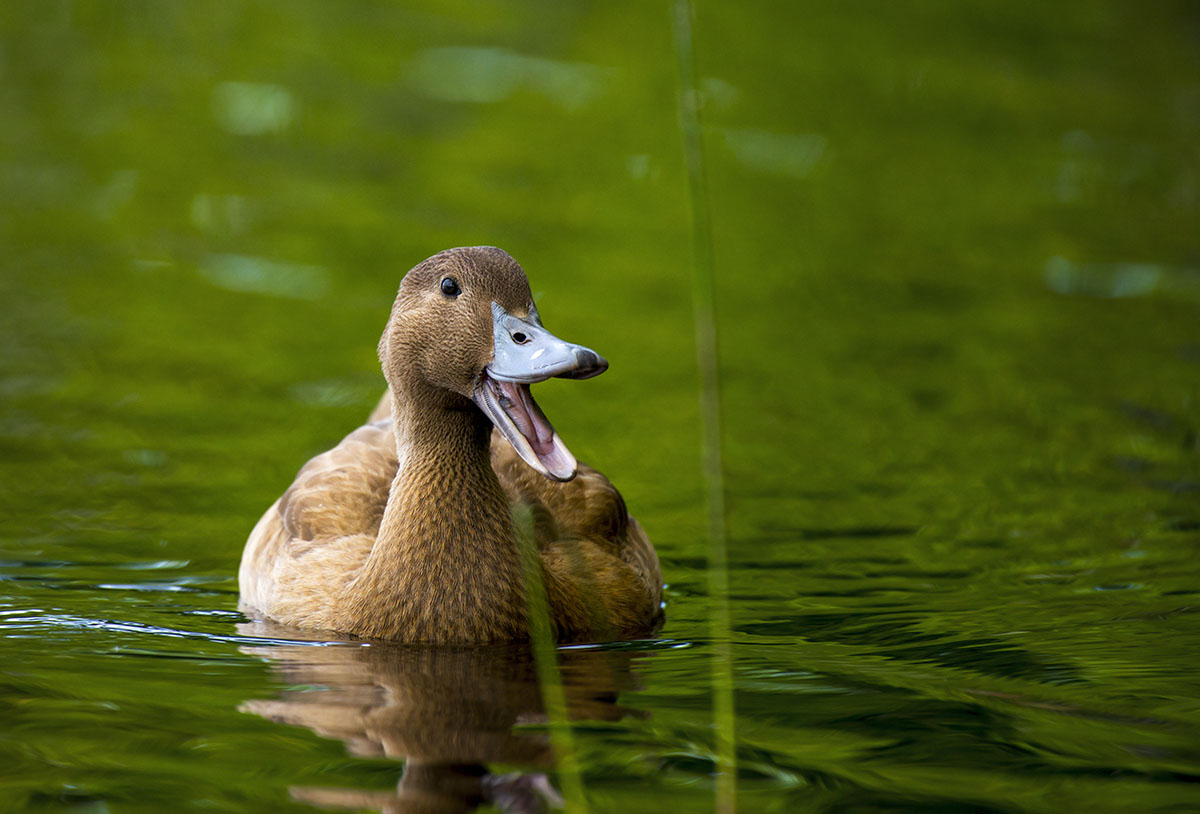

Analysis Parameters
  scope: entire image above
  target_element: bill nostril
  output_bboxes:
[512,332,528,344]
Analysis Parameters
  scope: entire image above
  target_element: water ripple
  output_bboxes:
[0,611,367,649]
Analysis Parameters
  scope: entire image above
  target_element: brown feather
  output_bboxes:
[238,247,663,643]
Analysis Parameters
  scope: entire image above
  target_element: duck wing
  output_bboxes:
[239,421,398,627]
[489,432,664,640]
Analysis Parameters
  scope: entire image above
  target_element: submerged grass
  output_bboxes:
[514,503,589,813]
[671,1,738,812]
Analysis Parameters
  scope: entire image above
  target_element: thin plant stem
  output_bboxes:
[671,1,737,812]
[514,504,589,813]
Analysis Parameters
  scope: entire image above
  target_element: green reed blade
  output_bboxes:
[671,1,737,812]
[514,503,589,813]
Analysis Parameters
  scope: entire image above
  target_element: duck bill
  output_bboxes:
[472,303,608,482]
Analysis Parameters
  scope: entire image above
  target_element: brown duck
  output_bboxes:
[239,247,663,642]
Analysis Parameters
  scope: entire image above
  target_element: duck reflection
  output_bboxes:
[238,621,645,813]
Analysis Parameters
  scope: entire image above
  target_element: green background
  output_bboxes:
[1,1,1198,811]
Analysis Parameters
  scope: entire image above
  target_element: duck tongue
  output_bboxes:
[475,374,578,481]
[496,379,555,456]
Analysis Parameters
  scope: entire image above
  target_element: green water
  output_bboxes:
[2,2,1199,812]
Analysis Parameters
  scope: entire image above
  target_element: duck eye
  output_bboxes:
[440,277,461,298]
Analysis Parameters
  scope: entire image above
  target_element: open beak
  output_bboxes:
[472,302,607,481]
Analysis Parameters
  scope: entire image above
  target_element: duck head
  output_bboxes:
[379,247,607,482]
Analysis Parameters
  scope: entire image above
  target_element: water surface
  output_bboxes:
[2,2,1199,812]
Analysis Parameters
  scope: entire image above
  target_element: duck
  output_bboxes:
[238,246,663,643]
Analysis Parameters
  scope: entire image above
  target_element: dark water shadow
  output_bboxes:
[739,614,1084,685]
[237,621,647,813]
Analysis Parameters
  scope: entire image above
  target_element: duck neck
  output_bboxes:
[348,384,529,642]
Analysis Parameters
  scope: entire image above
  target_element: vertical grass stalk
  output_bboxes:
[514,504,589,814]
[671,1,737,812]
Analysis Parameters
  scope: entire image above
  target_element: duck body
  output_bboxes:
[238,247,663,643]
